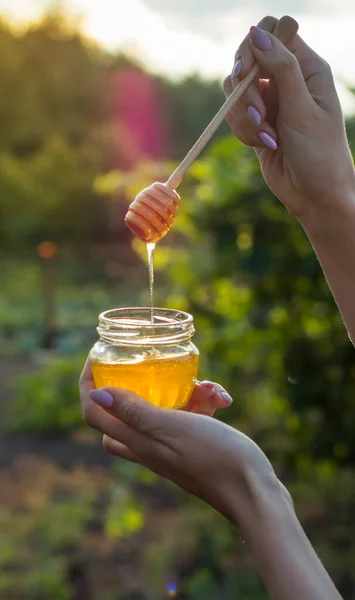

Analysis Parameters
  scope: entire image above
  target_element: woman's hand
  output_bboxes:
[226,15,355,345]
[224,15,355,224]
[79,360,342,600]
[79,358,280,520]
[183,378,233,415]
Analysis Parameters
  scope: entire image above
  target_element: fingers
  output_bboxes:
[185,381,233,416]
[279,480,295,508]
[226,12,339,156]
[223,75,278,148]
[287,34,340,113]
[80,357,130,445]
[233,15,278,79]
[84,386,168,449]
[79,355,94,395]
[80,357,232,465]
[82,389,141,448]
[226,15,338,151]
[80,358,137,448]
[102,435,140,463]
[100,386,166,435]
[82,381,186,473]
[184,381,215,413]
[227,16,279,148]
[80,357,160,449]
[249,26,314,124]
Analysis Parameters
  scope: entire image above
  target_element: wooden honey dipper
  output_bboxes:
[125,16,299,244]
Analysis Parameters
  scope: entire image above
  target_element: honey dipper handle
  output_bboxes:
[166,16,299,191]
[166,63,259,189]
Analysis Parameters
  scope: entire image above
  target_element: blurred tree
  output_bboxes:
[2,11,355,599]
[5,127,355,598]
[0,16,225,254]
[161,73,227,159]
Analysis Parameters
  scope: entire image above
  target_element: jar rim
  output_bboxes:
[97,307,195,346]
[99,307,193,329]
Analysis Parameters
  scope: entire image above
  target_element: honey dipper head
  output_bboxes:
[124,182,180,243]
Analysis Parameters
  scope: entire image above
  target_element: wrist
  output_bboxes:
[229,462,292,529]
[228,466,342,600]
[298,187,355,244]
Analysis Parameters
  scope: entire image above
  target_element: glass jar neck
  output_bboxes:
[97,307,195,346]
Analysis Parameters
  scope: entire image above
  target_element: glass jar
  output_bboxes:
[90,307,199,409]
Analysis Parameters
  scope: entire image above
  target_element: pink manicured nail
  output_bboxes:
[89,389,114,408]
[232,57,242,79]
[250,26,272,51]
[220,391,233,405]
[259,132,278,150]
[247,106,262,127]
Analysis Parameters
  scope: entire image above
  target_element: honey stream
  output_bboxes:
[146,242,156,324]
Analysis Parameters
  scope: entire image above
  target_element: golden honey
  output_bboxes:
[92,353,199,409]
[90,308,199,410]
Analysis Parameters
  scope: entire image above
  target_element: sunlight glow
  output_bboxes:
[72,0,227,78]
[111,68,165,167]
[0,0,354,113]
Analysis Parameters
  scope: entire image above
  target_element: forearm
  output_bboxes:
[300,193,355,345]
[232,476,342,600]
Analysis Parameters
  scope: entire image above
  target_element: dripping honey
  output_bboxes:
[92,352,199,409]
[146,242,155,323]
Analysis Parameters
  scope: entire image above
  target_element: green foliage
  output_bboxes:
[105,484,144,538]
[1,10,355,600]
[0,15,108,252]
[0,559,70,600]
[0,457,145,599]
[6,355,86,433]
[6,132,355,597]
[162,73,227,159]
[0,16,225,254]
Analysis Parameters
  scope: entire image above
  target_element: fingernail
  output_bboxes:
[247,106,261,127]
[250,26,272,51]
[90,389,114,409]
[200,380,215,391]
[220,391,233,405]
[232,57,242,79]
[258,131,278,150]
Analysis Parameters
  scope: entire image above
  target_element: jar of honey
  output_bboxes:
[90,307,199,409]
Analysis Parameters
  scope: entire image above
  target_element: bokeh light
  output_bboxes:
[167,582,178,598]
[36,241,58,260]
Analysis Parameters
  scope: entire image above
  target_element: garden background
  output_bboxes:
[1,7,355,600]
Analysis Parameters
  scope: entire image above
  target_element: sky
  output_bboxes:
[1,0,354,113]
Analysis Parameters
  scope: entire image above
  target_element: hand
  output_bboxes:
[224,16,355,223]
[182,377,233,415]
[80,357,232,420]
[81,361,343,600]
[79,358,284,520]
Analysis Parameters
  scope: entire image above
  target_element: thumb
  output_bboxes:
[89,387,164,435]
[249,25,313,120]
